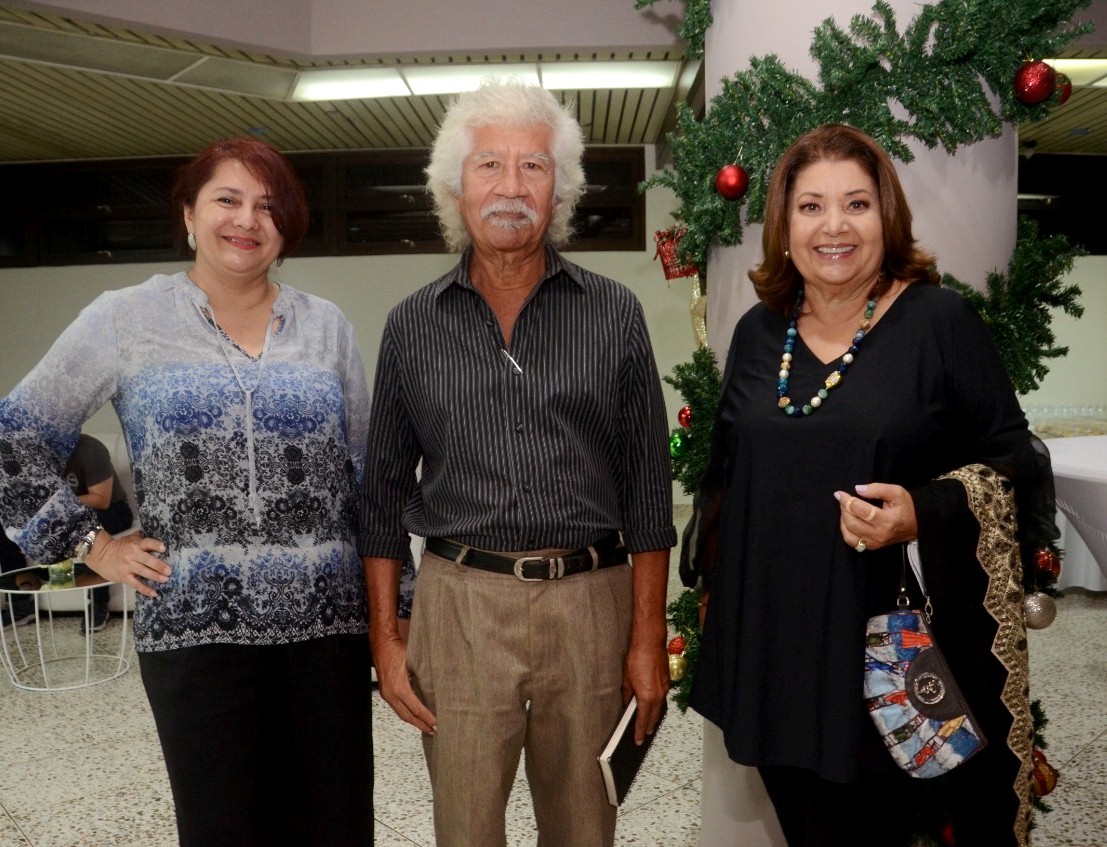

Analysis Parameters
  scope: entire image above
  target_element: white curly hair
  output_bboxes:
[425,78,586,252]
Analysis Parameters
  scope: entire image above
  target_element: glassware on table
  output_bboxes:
[47,559,76,589]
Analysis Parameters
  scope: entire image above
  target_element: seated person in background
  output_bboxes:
[0,531,34,627]
[64,434,133,632]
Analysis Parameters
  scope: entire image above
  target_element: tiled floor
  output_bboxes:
[1,545,1105,845]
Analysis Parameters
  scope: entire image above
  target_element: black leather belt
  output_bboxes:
[425,534,628,581]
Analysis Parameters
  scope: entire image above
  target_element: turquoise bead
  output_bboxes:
[778,286,881,418]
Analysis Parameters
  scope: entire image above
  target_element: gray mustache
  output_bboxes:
[480,199,538,225]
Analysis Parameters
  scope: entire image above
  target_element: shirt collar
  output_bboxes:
[173,270,291,316]
[432,242,586,299]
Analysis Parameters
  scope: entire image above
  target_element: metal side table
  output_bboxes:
[0,563,131,691]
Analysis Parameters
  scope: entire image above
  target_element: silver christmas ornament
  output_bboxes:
[1023,592,1057,630]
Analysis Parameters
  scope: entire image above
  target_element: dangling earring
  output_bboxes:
[784,248,790,259]
[187,232,197,251]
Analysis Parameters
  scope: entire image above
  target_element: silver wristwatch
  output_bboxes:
[73,526,103,562]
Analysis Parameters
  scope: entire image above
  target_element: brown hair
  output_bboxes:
[749,124,938,315]
[170,136,309,259]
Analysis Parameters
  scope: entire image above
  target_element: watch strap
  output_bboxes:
[73,525,104,562]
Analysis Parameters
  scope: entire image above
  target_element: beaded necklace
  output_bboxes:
[777,288,878,416]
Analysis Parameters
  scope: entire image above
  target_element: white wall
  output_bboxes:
[1021,255,1107,410]
[10,0,685,57]
[0,149,696,501]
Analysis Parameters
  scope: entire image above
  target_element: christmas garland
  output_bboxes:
[633,0,712,58]
[943,217,1084,395]
[643,0,1092,270]
[664,346,721,495]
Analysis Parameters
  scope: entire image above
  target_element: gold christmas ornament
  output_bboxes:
[1023,591,1057,630]
[689,276,707,349]
[668,653,688,682]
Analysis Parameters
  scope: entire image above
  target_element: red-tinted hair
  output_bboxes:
[749,124,938,315]
[170,136,310,259]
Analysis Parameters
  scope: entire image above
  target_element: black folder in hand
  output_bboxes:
[597,695,668,806]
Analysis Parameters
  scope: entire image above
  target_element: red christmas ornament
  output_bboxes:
[678,405,693,429]
[939,817,956,846]
[1057,72,1073,105]
[667,635,687,655]
[1035,547,1061,581]
[715,163,750,201]
[1014,60,1056,105]
[1031,749,1059,797]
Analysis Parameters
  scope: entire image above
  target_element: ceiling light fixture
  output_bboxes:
[1045,58,1107,87]
[290,60,683,102]
[402,63,540,95]
[540,60,680,90]
[291,67,409,101]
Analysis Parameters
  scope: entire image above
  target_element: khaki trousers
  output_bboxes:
[408,550,634,847]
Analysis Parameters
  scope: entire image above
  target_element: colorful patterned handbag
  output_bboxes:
[863,545,987,777]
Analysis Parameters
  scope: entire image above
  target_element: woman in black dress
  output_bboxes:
[690,124,1039,846]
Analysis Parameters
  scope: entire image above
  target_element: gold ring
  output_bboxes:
[855,539,867,553]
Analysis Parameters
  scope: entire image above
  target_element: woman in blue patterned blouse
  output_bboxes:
[0,137,375,846]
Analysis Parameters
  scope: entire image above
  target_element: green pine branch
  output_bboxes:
[663,346,721,495]
[666,588,702,712]
[642,0,1092,269]
[634,0,713,58]
[942,217,1084,395]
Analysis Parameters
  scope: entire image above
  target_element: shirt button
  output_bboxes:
[522,481,532,493]
[515,422,524,432]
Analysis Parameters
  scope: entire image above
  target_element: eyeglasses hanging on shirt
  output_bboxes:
[500,348,524,375]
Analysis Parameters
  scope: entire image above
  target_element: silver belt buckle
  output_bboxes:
[512,555,565,581]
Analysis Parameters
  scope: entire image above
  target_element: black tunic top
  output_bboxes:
[690,283,1033,783]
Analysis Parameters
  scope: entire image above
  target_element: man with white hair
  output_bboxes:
[359,79,675,846]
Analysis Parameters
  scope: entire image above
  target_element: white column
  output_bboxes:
[698,2,1015,844]
[704,0,1015,353]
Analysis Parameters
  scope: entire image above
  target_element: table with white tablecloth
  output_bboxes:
[1043,435,1107,592]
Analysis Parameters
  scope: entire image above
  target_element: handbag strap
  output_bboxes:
[899,543,934,622]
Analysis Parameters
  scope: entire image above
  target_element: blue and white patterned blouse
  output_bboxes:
[0,272,371,652]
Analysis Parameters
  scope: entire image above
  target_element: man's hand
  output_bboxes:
[370,629,437,734]
[363,555,437,734]
[621,548,670,744]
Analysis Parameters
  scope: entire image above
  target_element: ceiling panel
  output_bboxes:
[0,5,695,163]
[0,4,1102,166]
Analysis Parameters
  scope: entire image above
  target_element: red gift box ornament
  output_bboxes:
[653,227,699,281]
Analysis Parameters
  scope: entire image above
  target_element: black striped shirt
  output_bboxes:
[358,245,676,558]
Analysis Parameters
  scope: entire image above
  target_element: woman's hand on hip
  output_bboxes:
[834,482,918,552]
[84,531,171,598]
